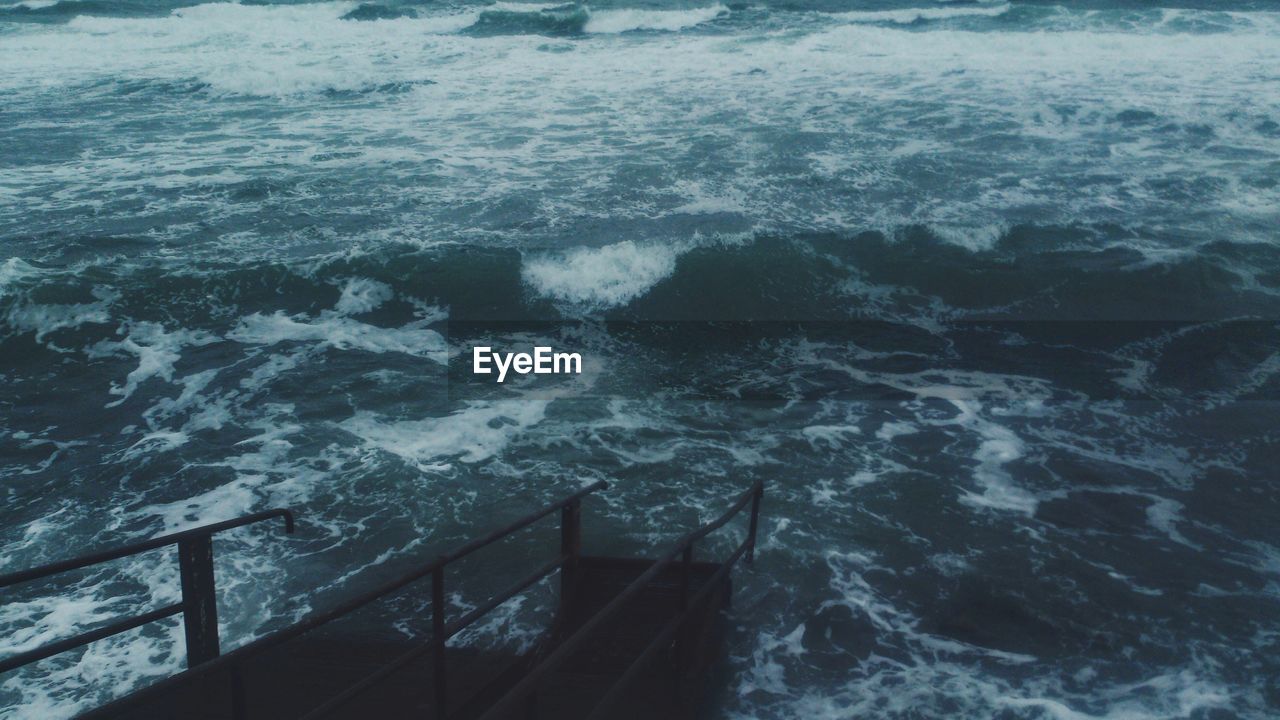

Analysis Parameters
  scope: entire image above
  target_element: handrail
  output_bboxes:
[0,603,184,675]
[296,553,568,720]
[0,509,295,588]
[0,510,295,676]
[76,480,609,720]
[435,481,604,566]
[31,478,751,720]
[477,478,764,720]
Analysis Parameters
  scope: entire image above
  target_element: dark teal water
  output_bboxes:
[2,1,1279,718]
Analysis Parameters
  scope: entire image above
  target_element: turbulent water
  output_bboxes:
[2,0,1280,717]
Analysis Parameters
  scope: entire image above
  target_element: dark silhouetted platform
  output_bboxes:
[2,481,762,720]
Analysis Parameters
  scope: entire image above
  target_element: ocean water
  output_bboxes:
[2,0,1279,717]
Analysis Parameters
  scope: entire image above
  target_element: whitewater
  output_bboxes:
[2,1,1279,718]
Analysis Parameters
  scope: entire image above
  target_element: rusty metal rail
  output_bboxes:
[0,509,295,675]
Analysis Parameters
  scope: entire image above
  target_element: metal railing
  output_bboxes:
[2,479,762,719]
[0,509,295,676]
[295,480,606,720]
[588,482,761,720]
[477,478,765,720]
[65,480,609,720]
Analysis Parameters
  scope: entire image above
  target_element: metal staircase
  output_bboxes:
[1,480,764,720]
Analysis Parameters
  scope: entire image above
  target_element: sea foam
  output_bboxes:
[583,5,727,34]
[522,240,684,309]
[340,399,551,468]
[229,311,446,358]
[832,3,1012,25]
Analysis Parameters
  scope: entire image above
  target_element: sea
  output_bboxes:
[1,0,1278,717]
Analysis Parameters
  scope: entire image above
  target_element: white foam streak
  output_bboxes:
[88,322,218,406]
[5,300,112,346]
[522,240,684,308]
[340,399,550,468]
[229,311,446,358]
[803,343,1045,516]
[584,5,727,34]
[2,3,1278,251]
[832,3,1011,25]
[333,277,393,315]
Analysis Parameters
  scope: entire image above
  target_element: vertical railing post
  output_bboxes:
[560,499,582,603]
[746,483,762,565]
[177,534,220,668]
[432,562,447,719]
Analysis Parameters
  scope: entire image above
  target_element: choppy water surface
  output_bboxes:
[2,0,1279,717]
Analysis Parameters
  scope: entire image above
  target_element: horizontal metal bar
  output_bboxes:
[77,482,609,720]
[444,554,566,640]
[0,510,295,589]
[298,554,568,720]
[678,479,763,550]
[0,603,184,675]
[586,539,750,720]
[438,482,608,567]
[477,479,762,720]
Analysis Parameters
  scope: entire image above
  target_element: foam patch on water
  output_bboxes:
[88,321,218,406]
[875,420,918,441]
[0,258,42,297]
[927,222,1009,253]
[0,572,185,719]
[1144,496,1201,550]
[522,240,685,309]
[340,399,551,469]
[583,5,727,34]
[3,0,1278,259]
[229,311,446,358]
[733,546,1238,719]
[40,2,447,96]
[951,398,1039,516]
[832,3,1012,25]
[2,272,118,351]
[5,296,113,349]
[137,412,319,531]
[801,424,861,449]
[333,277,393,315]
[800,342,1047,516]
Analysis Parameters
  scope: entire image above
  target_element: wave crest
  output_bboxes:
[522,240,685,309]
